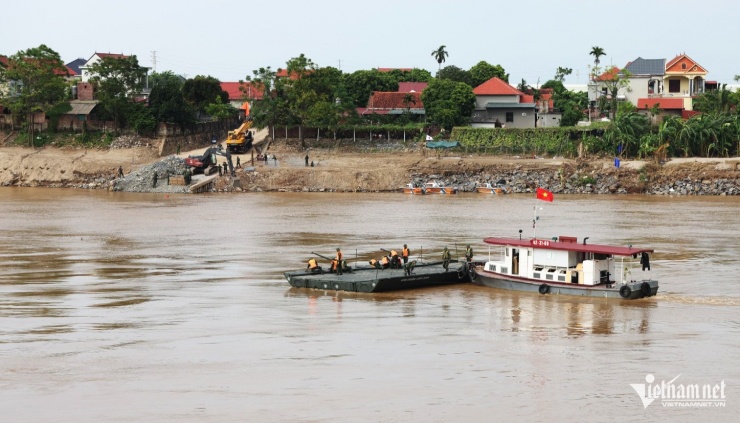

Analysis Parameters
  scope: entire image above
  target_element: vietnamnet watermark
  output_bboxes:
[631,374,726,408]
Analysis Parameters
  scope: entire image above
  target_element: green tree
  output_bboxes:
[560,104,584,127]
[396,68,433,83]
[692,84,737,114]
[599,67,631,120]
[604,110,649,157]
[437,65,471,85]
[1,45,69,145]
[555,66,573,82]
[342,69,397,108]
[128,102,156,135]
[421,79,476,130]
[431,45,449,72]
[469,61,509,86]
[182,75,228,117]
[87,55,147,130]
[148,71,195,131]
[204,95,236,121]
[590,46,606,66]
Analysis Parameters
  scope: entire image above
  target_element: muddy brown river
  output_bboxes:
[0,188,738,422]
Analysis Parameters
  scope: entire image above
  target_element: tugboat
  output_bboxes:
[473,235,658,299]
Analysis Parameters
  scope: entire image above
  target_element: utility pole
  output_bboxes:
[150,51,157,73]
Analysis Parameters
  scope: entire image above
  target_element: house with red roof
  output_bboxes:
[471,77,536,128]
[398,82,428,93]
[220,81,265,118]
[357,91,424,116]
[591,54,709,118]
[79,53,137,82]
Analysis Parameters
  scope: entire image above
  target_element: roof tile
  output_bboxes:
[473,77,523,96]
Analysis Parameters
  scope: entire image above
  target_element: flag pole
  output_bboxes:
[532,206,537,239]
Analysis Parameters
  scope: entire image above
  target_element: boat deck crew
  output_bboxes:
[442,247,451,271]
[402,244,410,264]
[307,258,322,273]
[335,248,343,275]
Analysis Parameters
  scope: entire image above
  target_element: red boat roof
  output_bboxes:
[483,237,654,256]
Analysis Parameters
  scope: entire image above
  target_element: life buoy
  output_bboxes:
[538,284,550,295]
[640,282,652,297]
[619,285,632,298]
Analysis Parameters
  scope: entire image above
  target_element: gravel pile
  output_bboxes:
[111,155,191,193]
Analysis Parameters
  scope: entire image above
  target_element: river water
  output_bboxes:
[0,188,738,422]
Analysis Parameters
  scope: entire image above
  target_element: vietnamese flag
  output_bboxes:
[536,187,554,202]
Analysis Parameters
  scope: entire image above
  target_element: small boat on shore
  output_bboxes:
[424,181,457,194]
[476,182,508,195]
[472,235,658,299]
[402,182,425,195]
[285,260,471,293]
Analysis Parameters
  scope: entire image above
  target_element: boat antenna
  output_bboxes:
[519,229,523,240]
[583,237,589,245]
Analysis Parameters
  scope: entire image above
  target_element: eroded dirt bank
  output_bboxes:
[1,136,738,195]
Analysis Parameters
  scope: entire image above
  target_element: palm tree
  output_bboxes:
[431,45,449,72]
[589,46,606,66]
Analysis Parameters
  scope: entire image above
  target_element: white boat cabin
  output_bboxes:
[483,236,650,286]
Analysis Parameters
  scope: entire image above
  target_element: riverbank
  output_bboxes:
[1,136,738,195]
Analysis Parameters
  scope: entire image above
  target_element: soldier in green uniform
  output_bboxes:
[465,244,474,262]
[442,247,451,271]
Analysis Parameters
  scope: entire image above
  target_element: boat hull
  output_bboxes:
[402,188,425,194]
[475,187,503,195]
[473,269,658,299]
[285,261,470,292]
[425,188,457,195]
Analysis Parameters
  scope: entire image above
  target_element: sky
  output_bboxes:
[4,0,739,86]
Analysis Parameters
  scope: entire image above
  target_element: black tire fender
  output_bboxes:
[640,282,652,297]
[619,285,632,298]
[538,284,550,295]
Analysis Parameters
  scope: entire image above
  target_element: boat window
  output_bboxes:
[534,266,544,271]
[501,267,508,274]
[557,275,566,282]
[547,268,556,273]
[546,274,554,280]
[559,270,566,274]
[533,272,541,278]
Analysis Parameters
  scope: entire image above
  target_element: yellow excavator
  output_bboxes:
[225,119,254,154]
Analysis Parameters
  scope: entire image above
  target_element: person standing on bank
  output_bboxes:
[465,244,474,262]
[402,244,410,265]
[305,154,309,166]
[442,247,451,271]
[117,166,124,178]
[152,172,158,188]
[335,247,343,275]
